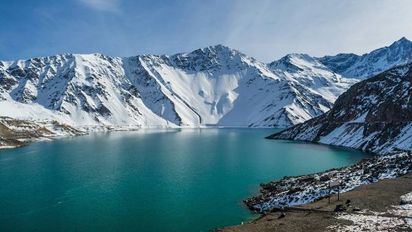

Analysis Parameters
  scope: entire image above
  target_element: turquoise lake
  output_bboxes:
[0,129,369,231]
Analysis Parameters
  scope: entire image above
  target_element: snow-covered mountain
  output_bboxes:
[0,45,351,129]
[319,37,412,79]
[268,63,412,154]
[1,38,411,130]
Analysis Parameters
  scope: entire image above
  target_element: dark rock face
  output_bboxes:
[268,63,412,154]
[329,67,412,124]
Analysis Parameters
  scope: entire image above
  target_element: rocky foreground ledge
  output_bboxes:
[245,152,412,213]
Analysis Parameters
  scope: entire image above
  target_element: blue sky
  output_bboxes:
[1,0,412,61]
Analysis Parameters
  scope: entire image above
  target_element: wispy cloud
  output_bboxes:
[2,0,412,61]
[77,0,122,13]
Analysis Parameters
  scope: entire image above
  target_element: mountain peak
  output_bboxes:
[170,44,243,59]
[390,37,412,48]
[397,36,410,43]
[196,44,245,58]
[207,44,233,51]
[283,53,316,62]
[271,53,317,64]
[268,53,320,73]
[165,44,254,72]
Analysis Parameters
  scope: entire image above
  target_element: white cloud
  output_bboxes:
[77,0,122,13]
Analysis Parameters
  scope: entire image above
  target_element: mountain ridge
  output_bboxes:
[268,62,412,154]
[1,38,411,131]
[0,45,346,129]
[318,37,412,79]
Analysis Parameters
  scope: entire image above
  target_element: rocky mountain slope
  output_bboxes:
[268,63,412,154]
[0,117,82,148]
[0,45,352,129]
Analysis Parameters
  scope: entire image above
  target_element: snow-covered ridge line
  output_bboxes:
[0,45,356,129]
[318,37,412,79]
[1,38,412,130]
[245,152,412,212]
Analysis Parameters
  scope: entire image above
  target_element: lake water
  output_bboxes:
[0,129,369,231]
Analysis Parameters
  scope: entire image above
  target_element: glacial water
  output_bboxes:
[0,129,369,231]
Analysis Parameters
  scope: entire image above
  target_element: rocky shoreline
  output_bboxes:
[244,152,412,213]
[218,150,412,231]
[219,172,412,232]
[0,116,84,149]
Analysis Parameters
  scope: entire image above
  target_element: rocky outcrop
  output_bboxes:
[0,117,83,148]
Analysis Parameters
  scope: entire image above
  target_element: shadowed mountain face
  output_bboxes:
[268,63,412,154]
[0,38,411,130]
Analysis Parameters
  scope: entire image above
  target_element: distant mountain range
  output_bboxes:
[1,37,412,131]
[320,37,412,79]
